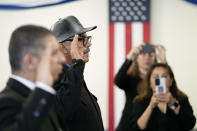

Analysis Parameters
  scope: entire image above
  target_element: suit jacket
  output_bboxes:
[0,78,64,131]
[54,59,104,131]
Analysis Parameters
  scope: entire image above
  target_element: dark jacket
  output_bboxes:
[114,59,141,131]
[54,59,104,131]
[0,78,63,131]
[130,97,196,131]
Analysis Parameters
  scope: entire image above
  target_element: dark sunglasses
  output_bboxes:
[65,36,92,46]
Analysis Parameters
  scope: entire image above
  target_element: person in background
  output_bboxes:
[0,25,66,131]
[52,16,104,131]
[130,63,196,131]
[115,43,166,131]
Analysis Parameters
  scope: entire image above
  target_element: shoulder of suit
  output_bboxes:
[0,88,24,104]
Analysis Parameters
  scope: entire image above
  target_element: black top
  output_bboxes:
[0,78,64,131]
[54,59,104,131]
[114,59,141,131]
[130,97,196,131]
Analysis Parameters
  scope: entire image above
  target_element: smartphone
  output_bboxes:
[155,77,166,93]
[140,44,155,54]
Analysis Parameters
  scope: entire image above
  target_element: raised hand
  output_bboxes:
[36,43,54,86]
[158,92,177,105]
[70,35,83,60]
[149,93,159,109]
[127,44,144,61]
[155,44,166,63]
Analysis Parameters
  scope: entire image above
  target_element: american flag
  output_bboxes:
[108,0,151,130]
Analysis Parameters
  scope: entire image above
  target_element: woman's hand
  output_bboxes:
[155,44,167,63]
[158,92,181,114]
[157,91,176,105]
[149,93,159,109]
[137,93,159,130]
[126,44,143,61]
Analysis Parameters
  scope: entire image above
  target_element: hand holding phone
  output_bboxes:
[155,77,167,114]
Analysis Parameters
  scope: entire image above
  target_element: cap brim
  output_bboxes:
[78,25,97,35]
[57,25,97,43]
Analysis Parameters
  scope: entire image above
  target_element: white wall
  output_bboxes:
[0,0,197,129]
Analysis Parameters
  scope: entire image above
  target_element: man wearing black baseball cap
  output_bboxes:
[52,16,104,131]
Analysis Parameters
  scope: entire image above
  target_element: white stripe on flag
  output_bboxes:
[114,23,126,128]
[114,22,143,128]
[132,22,143,47]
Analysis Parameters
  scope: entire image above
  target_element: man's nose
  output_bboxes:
[86,41,92,47]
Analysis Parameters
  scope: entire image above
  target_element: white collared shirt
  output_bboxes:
[11,75,56,94]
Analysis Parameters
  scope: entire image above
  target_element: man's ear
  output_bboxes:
[59,43,70,54]
[23,53,39,70]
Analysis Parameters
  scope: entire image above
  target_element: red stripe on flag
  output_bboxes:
[109,23,114,131]
[125,23,132,55]
[143,22,150,42]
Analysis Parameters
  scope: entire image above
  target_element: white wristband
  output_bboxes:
[36,82,56,95]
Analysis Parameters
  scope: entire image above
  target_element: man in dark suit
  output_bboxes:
[0,25,65,131]
[52,16,104,131]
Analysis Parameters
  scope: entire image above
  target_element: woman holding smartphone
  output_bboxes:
[130,63,196,131]
[115,43,166,131]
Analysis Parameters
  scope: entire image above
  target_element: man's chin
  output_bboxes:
[84,59,89,63]
[83,58,89,63]
[53,75,58,81]
[83,54,89,63]
[53,70,62,80]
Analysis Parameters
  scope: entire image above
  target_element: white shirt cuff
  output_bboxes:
[36,82,56,95]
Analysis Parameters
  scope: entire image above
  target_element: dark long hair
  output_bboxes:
[133,63,187,103]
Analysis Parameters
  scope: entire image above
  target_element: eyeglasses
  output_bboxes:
[65,36,92,47]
